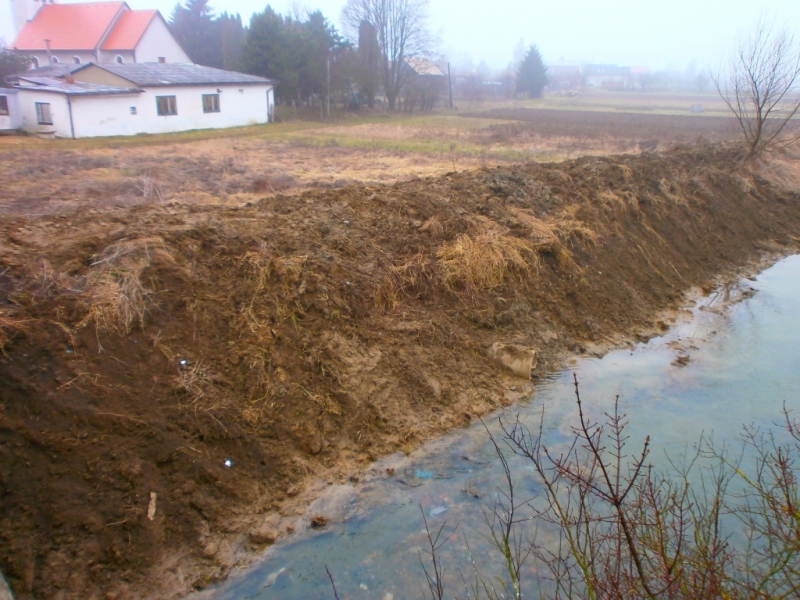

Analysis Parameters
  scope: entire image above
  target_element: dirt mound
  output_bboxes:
[1,144,799,599]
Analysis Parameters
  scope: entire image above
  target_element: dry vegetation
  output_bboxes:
[0,93,744,217]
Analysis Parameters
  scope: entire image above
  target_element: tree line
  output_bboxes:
[169,0,549,112]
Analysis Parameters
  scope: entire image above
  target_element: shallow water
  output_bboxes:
[197,255,800,600]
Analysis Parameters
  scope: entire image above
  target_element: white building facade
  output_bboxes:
[0,88,22,132]
[13,63,275,138]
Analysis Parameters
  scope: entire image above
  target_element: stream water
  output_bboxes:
[196,254,800,600]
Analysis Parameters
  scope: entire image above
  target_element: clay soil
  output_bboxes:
[1,142,800,599]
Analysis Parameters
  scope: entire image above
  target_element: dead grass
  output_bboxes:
[78,237,174,337]
[0,311,27,351]
[375,210,598,308]
[437,219,536,295]
[375,253,437,311]
[0,94,749,217]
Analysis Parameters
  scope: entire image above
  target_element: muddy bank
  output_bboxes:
[0,145,799,599]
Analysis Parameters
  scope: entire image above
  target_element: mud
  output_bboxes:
[1,144,799,599]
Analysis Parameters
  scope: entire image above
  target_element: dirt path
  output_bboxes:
[0,145,799,599]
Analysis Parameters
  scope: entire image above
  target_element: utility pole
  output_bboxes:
[326,53,331,118]
[448,63,453,109]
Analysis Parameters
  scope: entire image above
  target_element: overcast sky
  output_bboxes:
[66,0,800,72]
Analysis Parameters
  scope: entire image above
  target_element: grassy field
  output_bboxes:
[0,90,742,215]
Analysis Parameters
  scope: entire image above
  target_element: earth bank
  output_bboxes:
[0,144,799,599]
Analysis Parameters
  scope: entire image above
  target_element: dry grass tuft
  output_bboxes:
[0,311,27,351]
[174,361,231,425]
[240,347,277,426]
[79,237,173,335]
[377,211,597,308]
[374,253,435,310]
[419,215,445,238]
[241,245,309,327]
[437,220,535,295]
[555,206,600,246]
[243,243,307,297]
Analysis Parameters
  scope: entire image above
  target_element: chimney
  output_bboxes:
[64,74,75,84]
[44,39,52,62]
[158,57,166,64]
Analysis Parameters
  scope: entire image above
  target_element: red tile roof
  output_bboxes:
[102,10,157,51]
[12,2,126,51]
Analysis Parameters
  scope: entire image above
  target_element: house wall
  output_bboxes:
[16,89,73,137]
[0,91,22,131]
[27,51,99,68]
[96,50,136,65]
[127,17,191,64]
[16,82,274,139]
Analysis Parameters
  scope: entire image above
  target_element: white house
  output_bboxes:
[12,62,275,138]
[0,88,22,132]
[6,0,190,67]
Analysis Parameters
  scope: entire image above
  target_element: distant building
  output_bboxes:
[401,57,446,112]
[547,64,581,90]
[9,62,275,138]
[4,1,190,67]
[583,64,632,90]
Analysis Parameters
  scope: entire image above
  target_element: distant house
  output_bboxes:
[401,57,445,112]
[0,88,21,133]
[547,65,581,90]
[584,64,632,90]
[5,1,190,67]
[10,62,275,138]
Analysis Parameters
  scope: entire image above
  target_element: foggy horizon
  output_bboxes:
[46,0,800,74]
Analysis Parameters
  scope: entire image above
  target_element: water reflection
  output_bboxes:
[194,255,800,600]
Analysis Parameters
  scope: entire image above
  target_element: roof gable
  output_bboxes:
[12,2,127,51]
[101,9,158,51]
[404,58,444,77]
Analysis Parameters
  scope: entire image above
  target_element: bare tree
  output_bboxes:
[715,20,800,160]
[427,374,800,599]
[342,0,433,110]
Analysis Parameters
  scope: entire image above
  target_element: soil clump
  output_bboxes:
[0,144,799,599]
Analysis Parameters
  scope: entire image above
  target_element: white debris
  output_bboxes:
[147,492,157,521]
[224,459,233,468]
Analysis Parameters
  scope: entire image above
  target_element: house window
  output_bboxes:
[50,56,59,64]
[35,102,53,125]
[115,55,124,64]
[202,93,220,113]
[156,95,177,116]
[130,106,137,115]
[0,96,8,116]
[73,56,81,64]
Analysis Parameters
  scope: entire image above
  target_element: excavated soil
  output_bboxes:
[1,144,800,599]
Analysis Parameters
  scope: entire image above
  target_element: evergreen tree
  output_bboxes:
[218,12,245,70]
[516,45,548,98]
[240,7,301,102]
[170,0,223,68]
[357,20,380,108]
[241,6,349,106]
